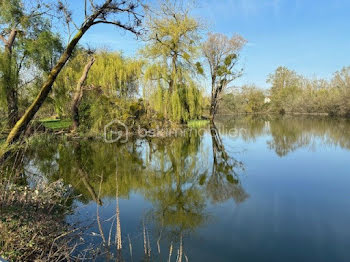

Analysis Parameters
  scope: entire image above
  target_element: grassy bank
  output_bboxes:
[39,119,72,130]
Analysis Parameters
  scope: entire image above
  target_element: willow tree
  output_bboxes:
[0,0,62,128]
[51,49,89,118]
[84,51,144,132]
[142,0,203,123]
[87,51,143,98]
[202,33,246,122]
[53,50,143,133]
[0,0,143,157]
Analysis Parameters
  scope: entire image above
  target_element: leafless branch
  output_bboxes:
[92,20,140,35]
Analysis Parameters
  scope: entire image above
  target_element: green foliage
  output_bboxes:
[187,119,209,128]
[224,53,237,67]
[222,66,350,117]
[24,30,63,72]
[219,85,267,114]
[52,50,143,120]
[0,0,24,26]
[142,0,203,123]
[0,51,7,107]
[241,86,266,113]
[87,51,143,97]
[9,130,243,235]
[142,0,201,68]
[147,82,203,123]
[0,0,63,124]
[195,61,204,75]
[267,66,302,113]
[0,49,18,107]
[267,66,350,116]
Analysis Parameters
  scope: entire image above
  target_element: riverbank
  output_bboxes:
[0,180,78,261]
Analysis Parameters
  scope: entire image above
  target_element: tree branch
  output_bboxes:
[7,29,18,50]
[0,34,7,45]
[92,20,140,35]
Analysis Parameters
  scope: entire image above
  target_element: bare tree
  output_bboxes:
[1,0,143,157]
[202,33,247,122]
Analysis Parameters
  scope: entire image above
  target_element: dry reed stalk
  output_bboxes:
[96,174,106,243]
[168,241,173,262]
[128,234,133,262]
[115,169,122,251]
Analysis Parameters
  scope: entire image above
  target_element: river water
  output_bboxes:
[14,116,350,261]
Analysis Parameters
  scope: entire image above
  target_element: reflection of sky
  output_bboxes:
[62,117,350,261]
[63,0,350,90]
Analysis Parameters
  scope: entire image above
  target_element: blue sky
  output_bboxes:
[68,0,350,88]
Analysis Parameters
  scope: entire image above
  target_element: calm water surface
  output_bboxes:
[19,116,350,261]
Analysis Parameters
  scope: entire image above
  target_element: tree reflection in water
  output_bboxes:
[208,122,248,204]
[6,128,247,260]
[2,115,350,260]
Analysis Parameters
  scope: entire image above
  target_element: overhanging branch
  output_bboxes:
[92,20,140,35]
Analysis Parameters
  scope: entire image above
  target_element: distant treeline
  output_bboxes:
[219,66,350,117]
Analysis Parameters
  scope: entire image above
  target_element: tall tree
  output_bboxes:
[267,66,300,93]
[142,0,201,93]
[142,0,203,122]
[0,0,59,127]
[331,66,350,89]
[0,0,22,127]
[202,33,246,122]
[267,66,301,113]
[0,0,143,157]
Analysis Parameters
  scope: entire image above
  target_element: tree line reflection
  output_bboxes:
[4,115,350,260]
[218,115,350,156]
[6,123,245,260]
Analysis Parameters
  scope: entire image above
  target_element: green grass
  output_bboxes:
[39,119,72,130]
[39,117,59,122]
[187,119,209,128]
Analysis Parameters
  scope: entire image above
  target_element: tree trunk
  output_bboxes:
[1,24,92,157]
[71,56,95,132]
[6,80,18,128]
[210,77,225,123]
[209,103,216,122]
[210,77,217,123]
[75,141,103,205]
[3,30,19,128]
[169,52,178,94]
